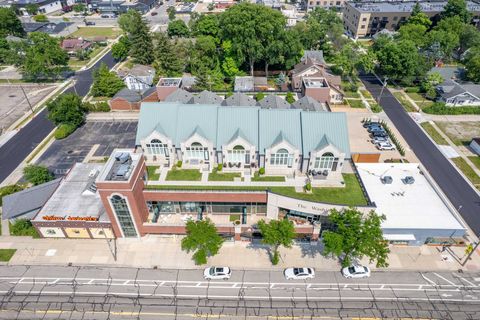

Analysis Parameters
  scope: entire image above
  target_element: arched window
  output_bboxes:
[186,142,206,159]
[110,195,137,237]
[146,138,169,156]
[233,145,244,150]
[270,148,293,166]
[314,152,335,170]
[227,145,247,163]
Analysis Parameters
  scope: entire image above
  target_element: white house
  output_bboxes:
[118,64,155,91]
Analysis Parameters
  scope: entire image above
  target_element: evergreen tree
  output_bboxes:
[118,10,154,65]
[154,32,184,77]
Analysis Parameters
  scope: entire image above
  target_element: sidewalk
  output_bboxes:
[1,235,479,272]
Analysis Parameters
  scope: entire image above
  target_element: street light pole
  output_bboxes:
[378,77,388,104]
[19,85,34,115]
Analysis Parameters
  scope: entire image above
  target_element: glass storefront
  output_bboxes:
[110,195,137,237]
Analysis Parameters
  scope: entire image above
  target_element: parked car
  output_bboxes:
[85,21,95,26]
[151,11,158,16]
[101,14,116,18]
[371,131,388,138]
[203,267,231,280]
[284,267,315,280]
[367,126,385,133]
[371,136,388,144]
[376,142,396,150]
[342,265,371,279]
[363,122,381,128]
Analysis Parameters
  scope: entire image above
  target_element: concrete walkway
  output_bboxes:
[1,235,480,272]
[0,211,9,236]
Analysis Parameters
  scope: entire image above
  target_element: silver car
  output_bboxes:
[284,267,315,280]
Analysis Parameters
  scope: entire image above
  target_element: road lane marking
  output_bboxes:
[421,274,437,286]
[457,277,476,287]
[433,273,457,286]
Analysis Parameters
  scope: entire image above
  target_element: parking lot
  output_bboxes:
[0,84,57,133]
[38,121,137,176]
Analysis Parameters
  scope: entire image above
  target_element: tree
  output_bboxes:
[0,8,25,37]
[285,92,295,104]
[190,35,219,74]
[23,165,54,186]
[397,24,428,47]
[190,14,219,39]
[47,93,87,127]
[72,4,86,13]
[441,0,471,23]
[91,63,125,97]
[193,66,224,91]
[118,10,154,64]
[459,24,480,54]
[322,208,390,268]
[221,40,241,79]
[181,219,224,265]
[111,36,131,61]
[25,3,39,15]
[22,32,69,81]
[421,72,444,99]
[167,19,190,38]
[258,219,295,265]
[406,3,432,28]
[427,29,460,61]
[219,3,286,75]
[154,32,185,76]
[464,47,480,82]
[167,6,176,21]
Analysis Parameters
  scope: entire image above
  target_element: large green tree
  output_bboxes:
[22,32,69,81]
[181,219,224,265]
[219,3,286,75]
[0,8,25,37]
[23,165,54,186]
[190,14,219,39]
[421,72,444,99]
[397,24,428,47]
[406,3,432,28]
[118,10,154,65]
[153,32,185,77]
[111,36,131,61]
[322,208,390,268]
[91,63,125,97]
[167,19,190,38]
[441,0,471,23]
[189,35,218,74]
[47,93,87,127]
[464,47,480,82]
[258,219,295,265]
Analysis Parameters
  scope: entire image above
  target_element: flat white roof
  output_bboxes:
[356,163,465,231]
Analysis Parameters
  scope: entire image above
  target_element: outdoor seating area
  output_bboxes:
[148,212,264,226]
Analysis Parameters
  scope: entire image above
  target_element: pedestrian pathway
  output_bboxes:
[1,235,480,272]
[0,211,9,236]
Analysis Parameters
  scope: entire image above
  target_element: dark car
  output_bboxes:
[372,131,388,138]
[85,21,95,26]
[367,126,385,133]
[151,11,158,16]
[363,122,381,128]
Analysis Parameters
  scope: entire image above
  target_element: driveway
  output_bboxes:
[360,74,480,236]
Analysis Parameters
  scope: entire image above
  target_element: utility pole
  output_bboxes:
[378,76,388,104]
[19,85,34,115]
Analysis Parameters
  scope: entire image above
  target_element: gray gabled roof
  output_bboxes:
[292,96,328,112]
[112,87,156,103]
[271,131,294,148]
[2,179,61,220]
[227,128,252,145]
[437,80,480,99]
[222,92,258,107]
[429,67,465,82]
[164,89,194,103]
[315,134,337,151]
[190,90,223,105]
[258,95,291,109]
[301,50,325,65]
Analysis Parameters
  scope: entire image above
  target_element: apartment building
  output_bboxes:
[343,0,480,38]
[307,0,345,11]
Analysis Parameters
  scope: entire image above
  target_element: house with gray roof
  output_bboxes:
[1,179,61,222]
[258,95,291,109]
[164,89,194,104]
[222,92,258,107]
[189,90,224,105]
[436,79,480,107]
[110,87,158,111]
[136,102,350,178]
[117,64,155,91]
[301,50,325,65]
[292,96,329,112]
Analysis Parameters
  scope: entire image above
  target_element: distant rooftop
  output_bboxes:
[98,149,141,182]
[349,0,480,13]
[158,78,182,87]
[35,163,107,221]
[303,77,328,88]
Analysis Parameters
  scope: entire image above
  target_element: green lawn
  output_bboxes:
[369,102,383,113]
[9,219,40,238]
[452,157,480,189]
[147,174,367,206]
[343,91,361,99]
[166,169,202,181]
[0,249,16,262]
[70,27,121,39]
[360,89,373,99]
[147,166,160,180]
[405,91,424,101]
[252,172,286,182]
[420,122,448,145]
[68,46,104,70]
[393,92,417,112]
[346,99,365,108]
[469,156,480,171]
[209,169,241,181]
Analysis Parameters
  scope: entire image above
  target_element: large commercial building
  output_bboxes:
[343,0,480,38]
[2,102,466,246]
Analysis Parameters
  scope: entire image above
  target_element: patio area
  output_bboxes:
[146,212,266,226]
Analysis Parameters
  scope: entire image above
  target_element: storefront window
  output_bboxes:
[110,195,137,237]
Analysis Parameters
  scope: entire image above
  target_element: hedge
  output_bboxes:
[84,101,110,112]
[54,123,76,139]
[423,102,480,115]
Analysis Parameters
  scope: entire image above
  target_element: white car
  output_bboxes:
[376,142,396,150]
[284,267,315,280]
[342,265,371,279]
[371,136,388,144]
[203,267,231,280]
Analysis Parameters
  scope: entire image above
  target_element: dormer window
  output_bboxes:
[270,148,293,167]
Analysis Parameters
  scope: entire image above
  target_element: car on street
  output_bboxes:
[85,21,95,26]
[376,142,396,150]
[284,267,315,280]
[204,267,231,280]
[342,265,371,279]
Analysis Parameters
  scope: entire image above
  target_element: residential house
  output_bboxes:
[164,89,194,104]
[189,90,224,105]
[292,96,329,112]
[21,22,74,37]
[109,87,158,111]
[436,80,480,107]
[1,0,75,16]
[118,64,155,91]
[222,92,258,107]
[258,95,291,109]
[61,38,92,56]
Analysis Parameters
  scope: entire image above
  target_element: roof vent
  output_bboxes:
[402,176,415,185]
[115,152,130,164]
[381,176,393,184]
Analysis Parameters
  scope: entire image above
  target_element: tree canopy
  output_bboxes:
[168,19,190,38]
[23,165,54,186]
[118,10,154,64]
[111,36,131,61]
[181,219,224,265]
[0,8,25,37]
[323,208,390,268]
[91,63,125,97]
[258,219,295,265]
[441,0,471,23]
[47,93,87,127]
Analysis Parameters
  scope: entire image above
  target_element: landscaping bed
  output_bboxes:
[166,169,202,181]
[209,169,241,181]
[9,219,40,238]
[0,249,16,262]
[346,99,365,108]
[251,172,286,182]
[420,122,448,145]
[147,166,160,180]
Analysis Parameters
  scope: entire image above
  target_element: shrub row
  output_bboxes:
[423,102,480,115]
[380,121,405,156]
[54,123,76,140]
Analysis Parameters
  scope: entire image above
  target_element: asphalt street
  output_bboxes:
[0,265,479,319]
[360,74,480,237]
[0,51,115,183]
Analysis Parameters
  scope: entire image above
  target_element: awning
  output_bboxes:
[383,234,416,241]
